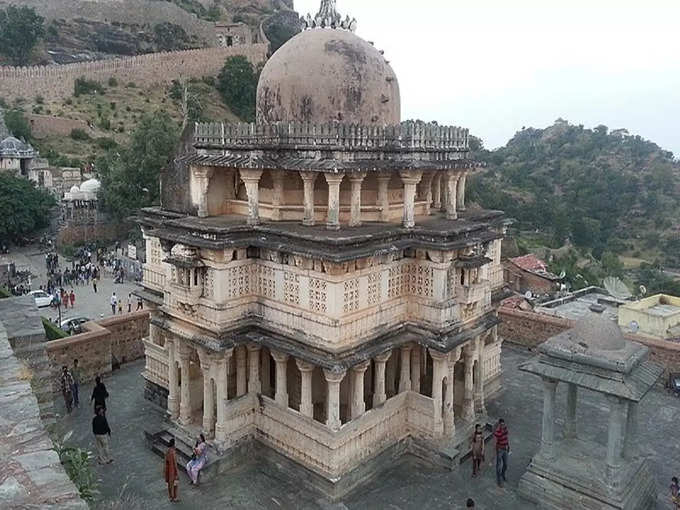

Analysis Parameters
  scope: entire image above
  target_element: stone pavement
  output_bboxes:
[4,245,139,324]
[53,345,680,510]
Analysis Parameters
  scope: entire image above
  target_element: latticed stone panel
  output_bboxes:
[283,272,300,306]
[343,278,360,313]
[203,268,215,298]
[308,278,328,313]
[227,265,252,299]
[253,265,276,299]
[367,271,381,306]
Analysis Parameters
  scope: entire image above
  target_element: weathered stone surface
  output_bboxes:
[0,320,86,509]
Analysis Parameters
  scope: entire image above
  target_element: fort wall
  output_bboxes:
[46,310,149,387]
[0,45,268,102]
[26,113,90,139]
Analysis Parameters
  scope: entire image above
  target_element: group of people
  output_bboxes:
[109,292,143,315]
[59,361,113,465]
[164,433,209,503]
[468,418,510,485]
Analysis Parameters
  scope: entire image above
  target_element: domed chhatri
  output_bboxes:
[256,10,400,124]
[79,178,101,194]
[570,314,627,351]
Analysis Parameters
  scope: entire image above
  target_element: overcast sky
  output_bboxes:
[294,0,680,155]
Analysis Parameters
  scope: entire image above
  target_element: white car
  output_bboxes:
[29,290,53,308]
[60,316,90,334]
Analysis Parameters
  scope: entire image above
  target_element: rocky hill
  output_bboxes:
[0,0,298,64]
[468,119,680,268]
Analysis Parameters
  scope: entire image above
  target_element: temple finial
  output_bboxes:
[300,0,356,31]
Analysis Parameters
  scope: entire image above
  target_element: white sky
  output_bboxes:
[294,0,680,155]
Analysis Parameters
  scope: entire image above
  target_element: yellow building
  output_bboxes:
[618,294,680,339]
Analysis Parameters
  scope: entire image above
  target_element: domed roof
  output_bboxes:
[256,28,400,125]
[0,136,34,157]
[569,314,627,351]
[79,178,101,193]
[69,185,80,193]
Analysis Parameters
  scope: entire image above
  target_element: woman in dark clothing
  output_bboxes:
[91,376,109,413]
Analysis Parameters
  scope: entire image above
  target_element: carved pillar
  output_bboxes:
[166,339,179,420]
[430,349,448,435]
[420,172,434,215]
[350,361,370,419]
[399,170,423,228]
[247,344,261,394]
[398,345,412,392]
[377,172,391,222]
[296,359,315,418]
[541,378,558,459]
[178,344,193,426]
[565,383,578,439]
[270,170,285,220]
[606,396,626,482]
[240,169,263,225]
[215,349,232,442]
[348,172,366,227]
[462,346,475,420]
[473,336,486,415]
[271,351,289,408]
[445,170,459,220]
[201,359,214,437]
[324,172,344,230]
[372,351,392,407]
[194,167,213,218]
[324,367,346,431]
[445,349,461,437]
[235,345,247,397]
[300,172,318,226]
[410,346,421,393]
[433,172,442,210]
[457,171,467,211]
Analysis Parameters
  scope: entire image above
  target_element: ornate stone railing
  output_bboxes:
[194,121,469,151]
[143,266,166,291]
[143,338,168,390]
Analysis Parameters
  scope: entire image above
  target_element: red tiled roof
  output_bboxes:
[510,254,547,272]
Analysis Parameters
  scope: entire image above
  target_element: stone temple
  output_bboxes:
[138,0,507,498]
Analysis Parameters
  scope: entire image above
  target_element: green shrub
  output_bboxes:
[110,101,116,110]
[35,95,44,104]
[70,128,90,141]
[126,81,136,88]
[98,117,111,130]
[201,75,215,87]
[107,77,118,87]
[74,77,101,97]
[64,98,72,105]
[53,432,99,502]
[0,286,10,298]
[95,137,118,150]
[32,105,42,114]
[42,317,69,340]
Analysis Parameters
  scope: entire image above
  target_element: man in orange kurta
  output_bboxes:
[164,438,179,502]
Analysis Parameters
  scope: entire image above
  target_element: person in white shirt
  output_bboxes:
[110,293,117,315]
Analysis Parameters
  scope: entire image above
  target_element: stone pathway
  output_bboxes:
[54,346,680,509]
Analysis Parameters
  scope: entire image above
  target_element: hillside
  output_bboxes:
[0,0,297,64]
[468,120,680,268]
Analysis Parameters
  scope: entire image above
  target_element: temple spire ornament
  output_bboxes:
[301,0,357,32]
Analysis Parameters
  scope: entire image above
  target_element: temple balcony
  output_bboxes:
[456,281,487,305]
[168,282,202,306]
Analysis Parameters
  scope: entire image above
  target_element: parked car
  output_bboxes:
[60,316,90,334]
[29,290,52,308]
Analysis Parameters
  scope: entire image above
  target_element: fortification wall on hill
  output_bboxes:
[0,0,217,40]
[0,45,268,101]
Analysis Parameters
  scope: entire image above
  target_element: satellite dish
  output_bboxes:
[559,270,566,279]
[603,277,633,300]
[639,285,647,296]
[629,320,640,333]
[524,291,533,299]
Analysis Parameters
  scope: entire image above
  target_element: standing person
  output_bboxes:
[136,295,143,311]
[59,366,75,414]
[470,423,484,477]
[110,292,117,315]
[92,406,113,464]
[69,289,75,308]
[671,476,680,509]
[117,298,123,314]
[164,438,180,502]
[185,434,208,486]
[494,418,510,487]
[91,376,109,413]
[71,359,81,408]
[61,288,68,309]
[92,277,97,294]
[127,293,132,313]
[466,499,475,508]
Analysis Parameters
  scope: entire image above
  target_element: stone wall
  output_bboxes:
[0,45,268,102]
[46,311,149,389]
[26,113,90,139]
[57,220,131,247]
[498,307,571,349]
[0,317,86,509]
[499,306,680,376]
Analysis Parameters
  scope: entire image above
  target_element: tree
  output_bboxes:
[3,109,32,141]
[217,56,257,122]
[0,174,55,242]
[98,112,179,219]
[0,5,44,66]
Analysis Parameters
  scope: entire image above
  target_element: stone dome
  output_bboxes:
[79,178,101,193]
[69,185,80,194]
[570,314,627,351]
[0,136,33,157]
[256,28,400,125]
